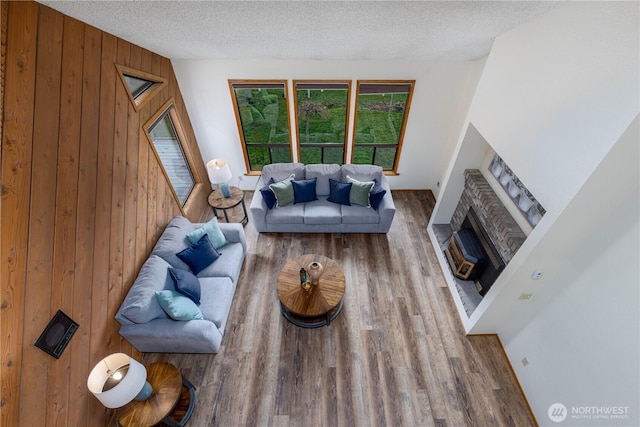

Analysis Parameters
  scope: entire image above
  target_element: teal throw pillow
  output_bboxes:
[186,217,228,249]
[346,175,374,207]
[269,174,295,207]
[155,290,204,321]
[176,234,220,275]
[168,267,201,305]
[292,177,318,204]
[327,179,352,206]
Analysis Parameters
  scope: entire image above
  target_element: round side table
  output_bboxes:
[117,362,196,427]
[208,186,248,225]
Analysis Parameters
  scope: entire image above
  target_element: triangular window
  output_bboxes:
[116,64,167,111]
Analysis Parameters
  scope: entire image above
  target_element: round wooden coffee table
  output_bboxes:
[276,254,346,328]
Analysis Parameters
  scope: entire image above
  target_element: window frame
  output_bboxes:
[350,80,415,173]
[115,64,167,112]
[293,80,351,165]
[228,80,293,175]
[143,98,199,209]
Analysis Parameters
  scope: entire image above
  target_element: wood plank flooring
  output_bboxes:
[143,190,536,427]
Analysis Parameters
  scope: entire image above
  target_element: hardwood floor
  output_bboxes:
[144,190,536,427]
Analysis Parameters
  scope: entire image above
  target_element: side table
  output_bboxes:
[117,362,196,427]
[208,186,248,226]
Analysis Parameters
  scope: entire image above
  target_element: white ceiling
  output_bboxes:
[40,1,561,61]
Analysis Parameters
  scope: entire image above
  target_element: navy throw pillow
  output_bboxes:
[259,177,277,209]
[176,234,220,275]
[369,178,387,210]
[168,267,201,305]
[292,177,318,204]
[327,179,352,205]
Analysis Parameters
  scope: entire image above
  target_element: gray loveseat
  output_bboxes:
[115,215,246,353]
[250,163,395,233]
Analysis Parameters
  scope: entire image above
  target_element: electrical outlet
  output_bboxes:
[521,357,529,367]
[519,293,533,300]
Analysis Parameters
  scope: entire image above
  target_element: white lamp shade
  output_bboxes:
[87,353,148,408]
[207,158,232,184]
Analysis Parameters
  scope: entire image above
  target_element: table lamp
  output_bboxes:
[87,353,152,408]
[207,158,233,198]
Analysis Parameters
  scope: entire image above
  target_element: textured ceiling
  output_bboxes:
[40,1,561,61]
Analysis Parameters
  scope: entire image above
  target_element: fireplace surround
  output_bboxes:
[452,170,526,265]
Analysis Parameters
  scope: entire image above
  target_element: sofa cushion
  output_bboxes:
[341,164,383,183]
[195,240,245,280]
[151,216,196,270]
[346,175,374,207]
[169,267,201,305]
[118,255,173,324]
[293,178,318,204]
[177,234,221,275]
[199,276,236,331]
[327,179,352,206]
[262,162,305,183]
[305,164,341,196]
[341,204,381,224]
[304,198,342,225]
[266,203,305,224]
[369,178,387,210]
[185,217,228,249]
[259,177,277,209]
[270,174,295,207]
[155,290,204,321]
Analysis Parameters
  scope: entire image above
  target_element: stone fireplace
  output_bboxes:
[452,169,526,265]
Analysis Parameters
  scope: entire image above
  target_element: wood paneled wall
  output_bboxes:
[1,2,210,425]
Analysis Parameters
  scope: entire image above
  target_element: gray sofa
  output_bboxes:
[115,215,246,353]
[250,163,395,233]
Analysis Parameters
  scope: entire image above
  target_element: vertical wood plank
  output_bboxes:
[1,3,38,426]
[108,38,130,355]
[47,15,84,426]
[67,22,101,427]
[19,5,62,425]
[90,31,116,363]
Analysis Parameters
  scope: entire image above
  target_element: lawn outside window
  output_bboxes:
[293,81,351,165]
[351,80,415,172]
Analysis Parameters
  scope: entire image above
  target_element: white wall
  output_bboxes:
[171,59,480,191]
[449,2,640,424]
[469,1,639,217]
[502,117,639,426]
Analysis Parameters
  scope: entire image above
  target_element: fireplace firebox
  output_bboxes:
[460,208,506,295]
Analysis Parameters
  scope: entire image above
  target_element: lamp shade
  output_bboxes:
[207,158,232,184]
[87,353,148,408]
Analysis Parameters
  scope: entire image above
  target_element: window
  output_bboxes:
[351,81,415,171]
[229,80,292,172]
[116,64,167,111]
[144,100,195,206]
[294,81,351,164]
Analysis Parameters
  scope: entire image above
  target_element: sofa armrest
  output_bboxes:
[119,318,223,353]
[219,223,247,254]
[376,176,396,231]
[249,176,268,232]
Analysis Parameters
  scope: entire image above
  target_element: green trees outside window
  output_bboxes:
[229,81,292,171]
[229,80,414,173]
